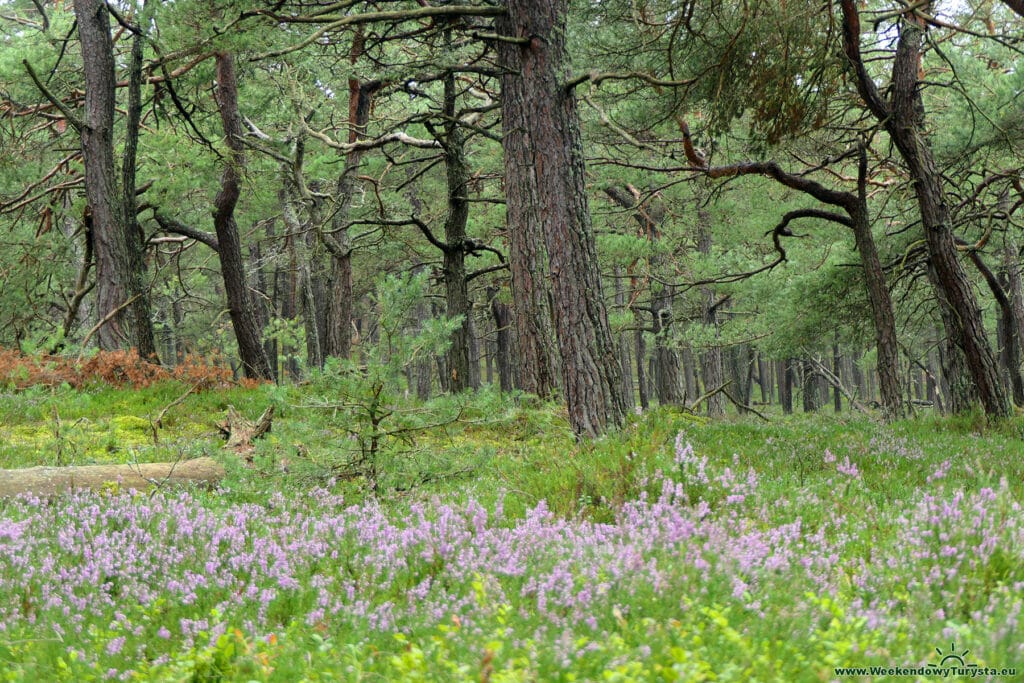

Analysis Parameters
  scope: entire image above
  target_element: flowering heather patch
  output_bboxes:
[0,433,1022,681]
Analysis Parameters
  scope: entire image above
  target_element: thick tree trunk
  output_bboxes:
[496,26,560,400]
[440,70,476,393]
[73,0,156,357]
[497,0,626,436]
[212,53,272,380]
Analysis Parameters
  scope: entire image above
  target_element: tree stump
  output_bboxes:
[217,405,274,458]
[0,457,225,498]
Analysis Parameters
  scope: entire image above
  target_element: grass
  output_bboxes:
[0,380,1022,681]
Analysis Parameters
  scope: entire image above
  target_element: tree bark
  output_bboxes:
[439,68,476,392]
[757,352,772,404]
[322,83,379,363]
[849,169,904,419]
[211,53,273,380]
[73,0,156,357]
[496,20,560,401]
[497,0,626,437]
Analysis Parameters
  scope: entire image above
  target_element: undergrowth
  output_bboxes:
[1,358,1023,681]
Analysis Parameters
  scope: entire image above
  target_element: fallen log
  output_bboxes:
[0,457,225,498]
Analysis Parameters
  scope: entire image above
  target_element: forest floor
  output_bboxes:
[1,379,1023,681]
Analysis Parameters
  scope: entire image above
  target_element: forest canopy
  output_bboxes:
[1,0,1023,435]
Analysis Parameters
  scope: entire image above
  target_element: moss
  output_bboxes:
[108,415,153,437]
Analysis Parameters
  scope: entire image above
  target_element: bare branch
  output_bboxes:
[678,118,856,211]
[565,70,695,92]
[152,211,220,251]
[839,0,890,121]
[22,60,83,132]
[304,125,441,153]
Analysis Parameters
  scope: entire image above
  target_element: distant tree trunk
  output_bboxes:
[249,240,275,381]
[927,345,943,412]
[833,342,843,412]
[278,192,302,380]
[683,345,698,404]
[289,184,328,371]
[498,0,626,436]
[1003,235,1024,406]
[634,321,649,411]
[779,358,794,414]
[468,312,482,389]
[488,286,514,393]
[74,0,156,357]
[802,360,821,412]
[697,209,725,417]
[842,2,1009,417]
[405,265,434,400]
[850,352,864,398]
[301,259,326,371]
[613,268,634,408]
[432,301,451,393]
[485,337,494,385]
[605,185,680,406]
[757,352,772,404]
[324,245,353,361]
[323,84,379,363]
[211,53,272,380]
[728,344,752,412]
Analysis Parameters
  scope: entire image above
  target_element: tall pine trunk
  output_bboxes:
[74,0,156,357]
[497,0,626,437]
[211,53,272,380]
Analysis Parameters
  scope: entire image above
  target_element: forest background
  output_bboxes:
[1,0,1023,434]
